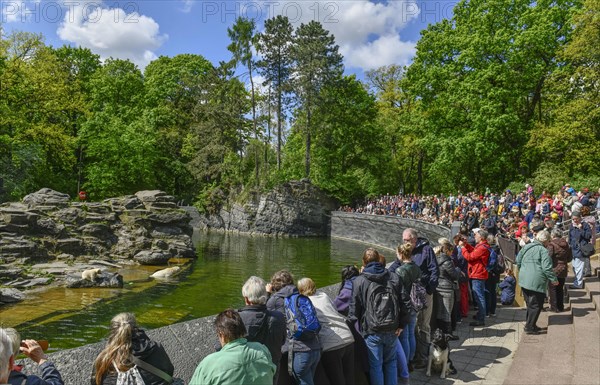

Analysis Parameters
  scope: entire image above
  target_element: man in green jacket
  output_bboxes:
[190,309,276,385]
[516,230,558,335]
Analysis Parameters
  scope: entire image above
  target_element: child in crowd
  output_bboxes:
[499,268,516,306]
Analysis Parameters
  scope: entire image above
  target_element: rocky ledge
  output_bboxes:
[0,189,196,302]
[194,179,338,237]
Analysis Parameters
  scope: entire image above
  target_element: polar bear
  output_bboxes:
[81,268,102,281]
[150,266,182,279]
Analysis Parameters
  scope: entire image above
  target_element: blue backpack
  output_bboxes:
[284,293,321,341]
[485,245,504,275]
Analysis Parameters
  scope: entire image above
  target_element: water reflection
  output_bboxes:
[0,232,366,351]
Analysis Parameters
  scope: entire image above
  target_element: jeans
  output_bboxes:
[395,339,409,380]
[293,349,321,385]
[572,258,584,287]
[471,279,486,323]
[399,312,417,361]
[365,332,398,385]
[485,280,498,315]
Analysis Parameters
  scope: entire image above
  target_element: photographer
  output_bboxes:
[2,328,63,385]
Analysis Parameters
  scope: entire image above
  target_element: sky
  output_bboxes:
[0,0,457,77]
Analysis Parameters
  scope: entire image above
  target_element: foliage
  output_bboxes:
[1,2,598,207]
[256,16,294,170]
[291,21,344,178]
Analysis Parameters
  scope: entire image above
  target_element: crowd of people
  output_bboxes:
[339,185,600,234]
[0,184,597,385]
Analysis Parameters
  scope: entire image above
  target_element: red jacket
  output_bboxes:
[462,241,490,280]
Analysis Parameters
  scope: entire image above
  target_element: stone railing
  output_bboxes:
[330,211,451,251]
[19,285,341,384]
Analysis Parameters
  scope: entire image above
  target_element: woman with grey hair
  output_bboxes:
[546,229,572,312]
[239,276,286,385]
[516,230,559,334]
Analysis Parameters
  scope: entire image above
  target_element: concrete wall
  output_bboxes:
[331,212,451,251]
[20,285,341,385]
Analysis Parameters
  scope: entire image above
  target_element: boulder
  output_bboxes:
[65,271,124,288]
[22,188,70,207]
[0,288,25,305]
[134,250,172,265]
[36,217,66,236]
[196,180,338,236]
[0,268,23,281]
[104,195,144,211]
[8,277,52,288]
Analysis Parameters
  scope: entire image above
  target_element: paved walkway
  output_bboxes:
[409,306,526,385]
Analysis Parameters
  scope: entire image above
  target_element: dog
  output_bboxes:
[426,328,457,378]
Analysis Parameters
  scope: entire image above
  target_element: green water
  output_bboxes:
[0,232,369,352]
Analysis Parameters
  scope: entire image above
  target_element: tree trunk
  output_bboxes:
[417,151,424,195]
[249,62,259,185]
[305,103,311,179]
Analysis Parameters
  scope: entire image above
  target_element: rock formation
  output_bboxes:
[194,179,338,237]
[0,189,196,295]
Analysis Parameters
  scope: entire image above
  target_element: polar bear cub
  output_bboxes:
[150,266,181,278]
[81,268,102,281]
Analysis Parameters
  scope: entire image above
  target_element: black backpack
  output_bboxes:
[364,277,399,333]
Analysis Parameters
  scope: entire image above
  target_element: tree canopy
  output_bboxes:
[1,3,598,206]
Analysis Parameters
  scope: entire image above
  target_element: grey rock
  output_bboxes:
[65,271,124,288]
[22,188,70,207]
[134,250,172,265]
[36,217,66,236]
[0,288,25,304]
[9,277,52,288]
[78,223,111,237]
[151,226,183,236]
[147,211,190,226]
[0,268,23,280]
[53,207,84,224]
[135,190,173,202]
[104,195,144,210]
[195,180,338,237]
[55,238,83,255]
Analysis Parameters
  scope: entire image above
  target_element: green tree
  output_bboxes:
[256,16,293,171]
[53,46,101,194]
[0,32,77,198]
[183,64,251,211]
[81,59,158,198]
[291,21,343,178]
[405,0,578,192]
[311,75,384,202]
[528,0,599,180]
[228,17,261,184]
[143,54,212,200]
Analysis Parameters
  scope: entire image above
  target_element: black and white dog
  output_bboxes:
[426,328,457,378]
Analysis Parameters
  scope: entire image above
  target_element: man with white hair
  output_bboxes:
[516,230,558,335]
[239,276,286,385]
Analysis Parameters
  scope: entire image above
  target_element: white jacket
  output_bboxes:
[310,291,354,352]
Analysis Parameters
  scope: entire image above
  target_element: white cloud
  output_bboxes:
[57,2,167,69]
[181,0,194,13]
[343,34,416,70]
[251,0,420,71]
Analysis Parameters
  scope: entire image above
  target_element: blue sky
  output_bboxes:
[0,0,457,77]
